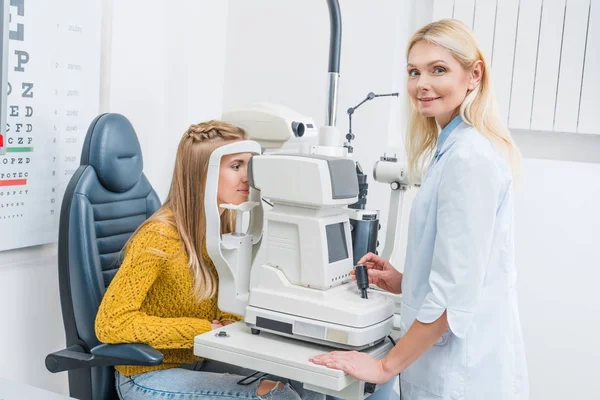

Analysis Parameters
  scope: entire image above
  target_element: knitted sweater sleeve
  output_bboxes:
[95,224,212,349]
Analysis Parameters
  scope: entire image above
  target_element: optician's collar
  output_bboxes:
[434,114,463,159]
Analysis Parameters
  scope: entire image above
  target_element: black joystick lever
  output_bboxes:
[355,264,369,299]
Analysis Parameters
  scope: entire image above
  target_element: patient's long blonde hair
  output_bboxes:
[130,121,247,301]
[405,19,521,182]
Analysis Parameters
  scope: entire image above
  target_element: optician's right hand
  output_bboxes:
[352,252,403,294]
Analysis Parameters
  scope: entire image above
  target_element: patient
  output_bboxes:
[95,120,323,400]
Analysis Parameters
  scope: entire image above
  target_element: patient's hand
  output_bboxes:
[221,320,235,326]
[211,320,224,330]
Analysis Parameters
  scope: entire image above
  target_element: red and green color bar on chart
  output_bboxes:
[0,134,31,187]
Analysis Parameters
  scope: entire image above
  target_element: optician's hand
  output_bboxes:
[352,252,403,294]
[211,320,224,330]
[309,351,394,385]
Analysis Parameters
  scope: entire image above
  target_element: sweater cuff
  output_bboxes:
[217,309,243,322]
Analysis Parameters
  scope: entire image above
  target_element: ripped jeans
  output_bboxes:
[115,359,325,400]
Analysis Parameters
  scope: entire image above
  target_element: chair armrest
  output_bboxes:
[91,343,163,365]
[46,343,163,373]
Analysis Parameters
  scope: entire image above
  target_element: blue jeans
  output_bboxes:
[115,359,325,400]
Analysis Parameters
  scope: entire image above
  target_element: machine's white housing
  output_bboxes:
[246,267,394,348]
[209,107,397,349]
[250,154,357,209]
[222,103,318,153]
[222,104,349,158]
[250,154,357,289]
[246,154,394,348]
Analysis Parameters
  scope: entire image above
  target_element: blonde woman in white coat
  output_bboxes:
[311,19,528,400]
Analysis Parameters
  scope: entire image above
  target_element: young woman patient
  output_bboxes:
[96,121,324,400]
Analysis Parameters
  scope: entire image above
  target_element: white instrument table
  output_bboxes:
[194,322,400,400]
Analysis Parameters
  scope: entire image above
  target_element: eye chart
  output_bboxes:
[0,0,102,251]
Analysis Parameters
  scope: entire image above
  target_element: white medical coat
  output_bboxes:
[399,117,529,400]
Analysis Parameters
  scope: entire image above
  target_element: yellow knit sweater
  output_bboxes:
[95,221,241,376]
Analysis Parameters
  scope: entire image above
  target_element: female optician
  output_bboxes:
[310,19,529,400]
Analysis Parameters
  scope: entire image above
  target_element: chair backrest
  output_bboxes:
[58,113,161,400]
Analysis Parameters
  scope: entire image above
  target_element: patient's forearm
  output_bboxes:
[381,311,449,375]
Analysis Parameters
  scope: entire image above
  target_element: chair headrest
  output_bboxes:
[81,113,143,193]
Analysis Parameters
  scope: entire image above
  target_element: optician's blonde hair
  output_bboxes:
[127,121,247,301]
[405,18,521,182]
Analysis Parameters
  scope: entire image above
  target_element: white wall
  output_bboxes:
[514,158,600,400]
[0,245,65,393]
[108,0,230,201]
[0,0,230,395]
[223,1,600,399]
